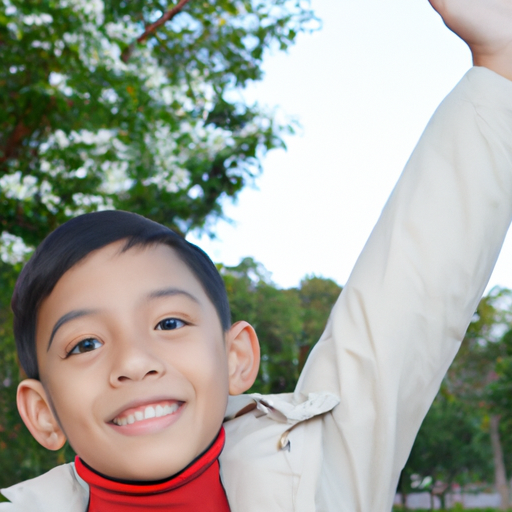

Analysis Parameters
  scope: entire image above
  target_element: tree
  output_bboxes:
[400,287,512,510]
[0,0,317,488]
[489,328,512,505]
[1,0,316,246]
[401,386,493,510]
[220,257,302,394]
[450,288,512,509]
[219,259,343,395]
[296,275,341,370]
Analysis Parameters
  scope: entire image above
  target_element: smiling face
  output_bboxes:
[31,242,234,480]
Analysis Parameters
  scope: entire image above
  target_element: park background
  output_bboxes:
[1,0,512,509]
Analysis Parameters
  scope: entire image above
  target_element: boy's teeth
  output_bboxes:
[113,402,179,426]
[144,406,156,419]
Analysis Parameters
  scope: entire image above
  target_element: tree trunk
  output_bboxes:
[490,414,509,510]
[401,491,408,511]
[397,471,408,510]
[440,491,446,510]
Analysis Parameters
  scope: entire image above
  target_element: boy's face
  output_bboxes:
[34,242,232,480]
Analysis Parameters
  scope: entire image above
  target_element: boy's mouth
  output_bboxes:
[111,400,182,426]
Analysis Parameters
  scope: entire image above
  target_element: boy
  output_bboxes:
[3,0,512,510]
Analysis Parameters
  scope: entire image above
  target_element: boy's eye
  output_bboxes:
[68,338,102,356]
[155,318,186,331]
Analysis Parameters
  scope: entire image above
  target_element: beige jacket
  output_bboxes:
[3,67,512,512]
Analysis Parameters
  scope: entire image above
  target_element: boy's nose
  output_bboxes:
[109,340,165,386]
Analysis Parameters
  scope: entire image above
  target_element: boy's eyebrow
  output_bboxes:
[146,287,200,304]
[45,289,198,351]
[47,309,98,351]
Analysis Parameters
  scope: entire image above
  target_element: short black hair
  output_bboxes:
[11,210,231,380]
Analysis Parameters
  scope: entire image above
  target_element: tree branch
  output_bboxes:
[121,0,193,63]
[0,120,32,170]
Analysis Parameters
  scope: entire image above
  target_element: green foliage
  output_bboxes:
[402,387,493,497]
[221,257,302,394]
[401,287,512,504]
[450,288,512,404]
[453,288,512,480]
[488,328,512,416]
[0,0,317,488]
[296,275,341,370]
[488,328,512,471]
[0,0,315,245]
[219,258,342,394]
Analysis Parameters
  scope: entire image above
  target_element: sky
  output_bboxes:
[188,0,512,293]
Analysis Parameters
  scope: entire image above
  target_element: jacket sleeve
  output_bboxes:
[293,67,512,511]
[0,463,89,512]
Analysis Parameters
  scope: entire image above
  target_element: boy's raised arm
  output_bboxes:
[294,1,512,510]
[430,0,512,81]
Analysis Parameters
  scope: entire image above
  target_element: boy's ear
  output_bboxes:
[17,379,66,451]
[226,321,260,395]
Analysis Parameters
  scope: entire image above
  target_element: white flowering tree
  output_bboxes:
[0,0,314,249]
[0,0,315,487]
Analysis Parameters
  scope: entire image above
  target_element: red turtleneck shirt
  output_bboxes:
[75,428,230,511]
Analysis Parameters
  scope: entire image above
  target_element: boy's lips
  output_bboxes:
[111,400,182,426]
[107,398,185,435]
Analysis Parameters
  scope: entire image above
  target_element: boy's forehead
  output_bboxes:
[39,241,206,317]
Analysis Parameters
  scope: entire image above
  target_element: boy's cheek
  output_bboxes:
[43,373,227,480]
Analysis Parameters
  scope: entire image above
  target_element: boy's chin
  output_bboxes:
[76,430,221,482]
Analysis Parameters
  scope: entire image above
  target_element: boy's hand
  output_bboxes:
[429,0,512,81]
